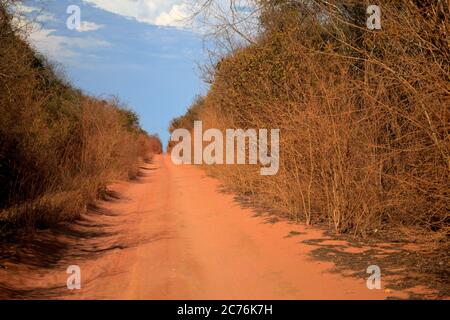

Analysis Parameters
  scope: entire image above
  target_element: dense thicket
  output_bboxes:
[0,1,162,229]
[171,0,449,243]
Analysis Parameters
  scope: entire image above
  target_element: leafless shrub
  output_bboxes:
[173,0,449,244]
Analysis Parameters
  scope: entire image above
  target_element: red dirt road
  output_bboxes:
[2,155,412,299]
[73,155,393,299]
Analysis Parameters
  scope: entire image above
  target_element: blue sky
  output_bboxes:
[18,0,207,145]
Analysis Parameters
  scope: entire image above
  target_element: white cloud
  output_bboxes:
[29,27,78,58]
[27,23,110,60]
[82,0,191,28]
[77,21,105,32]
[31,29,109,60]
[154,3,189,28]
[36,12,59,23]
[9,4,109,60]
[12,2,58,22]
[13,3,38,14]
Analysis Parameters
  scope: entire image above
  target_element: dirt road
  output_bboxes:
[2,154,406,299]
[72,154,396,299]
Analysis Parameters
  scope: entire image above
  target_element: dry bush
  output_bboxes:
[172,0,449,243]
[0,1,161,230]
[145,134,163,157]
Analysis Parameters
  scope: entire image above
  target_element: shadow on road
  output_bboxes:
[0,178,165,299]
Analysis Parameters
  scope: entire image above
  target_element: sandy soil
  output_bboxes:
[0,155,428,299]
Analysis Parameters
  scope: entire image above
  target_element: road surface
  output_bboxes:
[2,154,400,299]
[68,155,391,299]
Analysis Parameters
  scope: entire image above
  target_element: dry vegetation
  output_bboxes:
[171,0,449,246]
[0,1,162,232]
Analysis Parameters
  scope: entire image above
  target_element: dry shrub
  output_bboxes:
[0,1,161,230]
[171,0,449,243]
